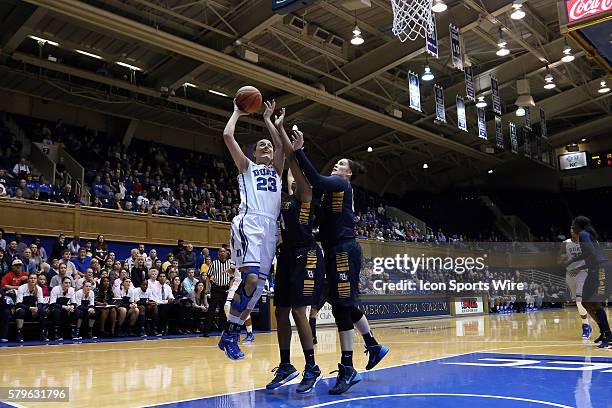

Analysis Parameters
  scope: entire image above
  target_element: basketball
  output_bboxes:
[235,86,262,113]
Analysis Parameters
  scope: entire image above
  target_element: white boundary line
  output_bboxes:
[302,393,574,408]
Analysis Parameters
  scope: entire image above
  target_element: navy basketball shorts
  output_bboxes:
[275,244,324,308]
[324,239,362,307]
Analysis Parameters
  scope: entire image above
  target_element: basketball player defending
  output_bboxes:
[218,100,284,360]
[266,120,324,393]
[292,131,389,394]
[559,228,591,339]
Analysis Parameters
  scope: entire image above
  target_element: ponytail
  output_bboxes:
[572,215,598,240]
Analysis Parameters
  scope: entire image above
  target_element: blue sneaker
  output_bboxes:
[218,331,245,360]
[582,324,592,339]
[242,332,255,343]
[296,364,322,394]
[266,363,299,390]
[328,363,361,395]
[0,338,8,343]
[365,344,389,370]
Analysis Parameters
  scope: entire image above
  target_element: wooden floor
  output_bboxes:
[0,308,609,408]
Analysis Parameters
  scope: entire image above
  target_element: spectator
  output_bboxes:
[46,258,60,284]
[60,249,78,277]
[6,240,19,260]
[1,258,28,289]
[37,273,50,298]
[0,289,11,342]
[150,271,173,336]
[49,276,77,341]
[113,277,139,337]
[146,249,158,269]
[67,236,81,257]
[189,281,208,335]
[75,268,97,291]
[20,247,37,274]
[50,233,67,260]
[0,249,10,277]
[169,275,187,334]
[93,234,108,263]
[32,238,48,263]
[134,279,158,336]
[50,263,74,288]
[73,247,92,274]
[178,243,196,278]
[75,281,96,339]
[94,276,117,337]
[162,253,174,273]
[12,157,30,178]
[130,256,147,288]
[125,248,139,271]
[200,255,212,277]
[182,268,198,296]
[15,272,48,342]
[0,228,5,251]
[19,179,34,199]
[59,183,78,204]
[90,258,102,278]
[13,232,28,255]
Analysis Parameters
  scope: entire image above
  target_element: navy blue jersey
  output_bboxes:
[280,193,316,248]
[295,150,355,247]
[573,230,609,271]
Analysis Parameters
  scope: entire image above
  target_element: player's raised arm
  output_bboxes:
[223,102,250,173]
[279,127,311,202]
[262,100,285,175]
[292,131,347,192]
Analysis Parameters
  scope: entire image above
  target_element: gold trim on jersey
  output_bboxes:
[336,252,349,272]
[337,282,351,298]
[299,201,311,225]
[306,249,317,269]
[331,192,344,213]
[303,279,315,296]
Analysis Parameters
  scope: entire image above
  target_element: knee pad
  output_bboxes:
[231,282,253,313]
[332,305,353,332]
[246,277,266,311]
[15,307,26,319]
[350,306,364,323]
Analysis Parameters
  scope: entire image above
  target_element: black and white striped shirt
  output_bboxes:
[207,259,232,288]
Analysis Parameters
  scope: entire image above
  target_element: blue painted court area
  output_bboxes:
[152,352,611,408]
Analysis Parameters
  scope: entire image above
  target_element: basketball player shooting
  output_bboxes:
[218,90,284,360]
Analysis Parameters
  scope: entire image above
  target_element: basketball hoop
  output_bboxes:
[390,0,434,42]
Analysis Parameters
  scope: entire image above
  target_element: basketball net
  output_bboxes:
[391,0,434,42]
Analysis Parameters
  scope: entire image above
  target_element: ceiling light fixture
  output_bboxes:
[75,49,103,60]
[516,107,526,117]
[208,89,228,97]
[543,66,556,89]
[431,0,448,13]
[561,43,575,62]
[115,61,142,71]
[422,65,434,81]
[367,146,373,152]
[351,11,364,46]
[183,82,197,88]
[475,95,487,108]
[423,163,429,169]
[28,35,59,47]
[598,80,610,94]
[496,28,510,57]
[510,1,526,20]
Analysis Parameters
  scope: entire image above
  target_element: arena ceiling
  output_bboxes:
[0,0,610,193]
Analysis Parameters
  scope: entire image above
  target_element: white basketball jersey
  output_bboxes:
[238,161,281,219]
[564,239,586,272]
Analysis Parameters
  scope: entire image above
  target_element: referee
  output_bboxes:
[204,247,232,336]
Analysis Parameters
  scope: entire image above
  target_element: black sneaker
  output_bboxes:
[597,332,612,349]
[296,364,322,394]
[328,363,361,395]
[41,330,50,342]
[265,363,299,390]
[313,336,318,345]
[72,328,81,340]
[594,333,604,343]
[364,344,389,370]
[16,329,24,343]
[88,328,96,339]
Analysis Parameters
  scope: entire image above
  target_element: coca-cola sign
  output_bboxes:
[566,0,612,23]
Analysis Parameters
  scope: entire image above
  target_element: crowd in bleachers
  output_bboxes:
[0,232,226,343]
